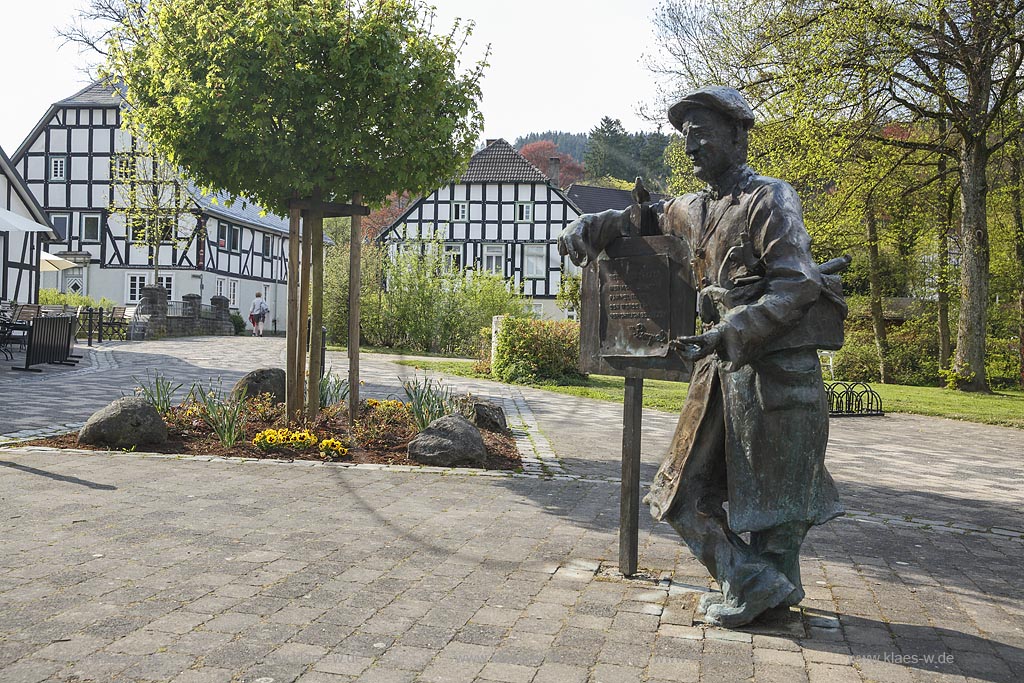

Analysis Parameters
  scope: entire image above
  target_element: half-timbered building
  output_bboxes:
[1,146,56,304]
[11,81,293,330]
[379,138,581,319]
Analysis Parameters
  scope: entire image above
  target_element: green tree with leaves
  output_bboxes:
[651,0,1024,392]
[109,144,196,285]
[105,0,486,416]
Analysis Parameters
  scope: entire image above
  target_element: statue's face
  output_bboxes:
[680,108,743,184]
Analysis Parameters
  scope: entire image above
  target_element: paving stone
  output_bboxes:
[646,657,699,682]
[478,661,536,683]
[314,653,375,676]
[0,339,1022,683]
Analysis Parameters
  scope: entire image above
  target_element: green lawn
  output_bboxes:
[393,358,1024,429]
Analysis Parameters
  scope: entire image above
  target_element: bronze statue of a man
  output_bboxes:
[558,86,845,627]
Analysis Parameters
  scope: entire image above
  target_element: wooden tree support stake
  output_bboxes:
[296,209,312,416]
[620,372,644,576]
[348,191,363,424]
[305,195,325,420]
[286,203,301,423]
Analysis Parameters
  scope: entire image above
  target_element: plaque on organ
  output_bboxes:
[580,235,696,381]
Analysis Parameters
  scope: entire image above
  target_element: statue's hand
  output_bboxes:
[558,215,595,267]
[669,327,722,362]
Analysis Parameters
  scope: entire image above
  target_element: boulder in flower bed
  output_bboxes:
[408,414,487,467]
[79,397,168,449]
[232,368,286,403]
[468,399,509,434]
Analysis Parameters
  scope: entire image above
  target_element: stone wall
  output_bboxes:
[139,287,235,338]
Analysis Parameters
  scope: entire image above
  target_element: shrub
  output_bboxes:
[38,288,117,309]
[472,326,492,374]
[229,312,246,335]
[986,336,1021,390]
[360,240,531,355]
[492,317,584,384]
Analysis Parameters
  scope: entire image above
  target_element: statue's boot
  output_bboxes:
[703,569,795,628]
[698,591,725,614]
[751,523,808,608]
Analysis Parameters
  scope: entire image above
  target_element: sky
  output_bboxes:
[0,0,672,155]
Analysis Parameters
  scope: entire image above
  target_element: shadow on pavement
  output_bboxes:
[0,460,117,490]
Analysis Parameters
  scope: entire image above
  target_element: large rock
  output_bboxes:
[408,414,487,467]
[233,368,286,403]
[79,397,168,449]
[469,399,509,434]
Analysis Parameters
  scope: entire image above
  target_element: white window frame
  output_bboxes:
[155,274,174,300]
[215,277,227,298]
[81,213,102,242]
[49,213,71,239]
[530,302,544,317]
[516,202,534,223]
[481,243,504,275]
[523,244,547,279]
[125,272,148,304]
[443,243,463,271]
[451,201,468,222]
[48,156,67,182]
[215,221,227,249]
[262,234,272,255]
[228,279,239,307]
[229,225,241,252]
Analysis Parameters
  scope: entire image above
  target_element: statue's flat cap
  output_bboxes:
[668,86,755,130]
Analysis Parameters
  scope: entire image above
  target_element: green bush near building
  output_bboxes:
[38,288,117,309]
[492,317,585,384]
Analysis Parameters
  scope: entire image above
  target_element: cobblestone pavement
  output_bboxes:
[0,337,1022,682]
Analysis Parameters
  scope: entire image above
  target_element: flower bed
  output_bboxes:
[30,381,521,470]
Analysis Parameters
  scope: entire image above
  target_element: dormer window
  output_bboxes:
[48,156,67,182]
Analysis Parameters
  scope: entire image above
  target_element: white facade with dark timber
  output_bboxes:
[379,139,581,319]
[1,146,56,304]
[11,81,294,331]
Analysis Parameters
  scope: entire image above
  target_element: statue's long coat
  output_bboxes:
[640,167,844,533]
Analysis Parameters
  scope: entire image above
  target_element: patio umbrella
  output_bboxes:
[0,205,52,233]
[39,251,78,272]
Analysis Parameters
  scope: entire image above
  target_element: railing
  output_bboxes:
[825,381,884,417]
[199,304,219,320]
[166,300,187,317]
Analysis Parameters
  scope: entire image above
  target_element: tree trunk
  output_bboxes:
[305,199,324,420]
[348,192,363,425]
[952,137,991,392]
[936,152,952,371]
[865,206,891,383]
[1011,140,1024,390]
[1019,289,1024,390]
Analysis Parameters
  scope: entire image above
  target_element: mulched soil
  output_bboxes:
[25,408,522,471]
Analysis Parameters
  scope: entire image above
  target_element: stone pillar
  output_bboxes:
[140,285,168,338]
[182,293,201,320]
[491,315,506,366]
[211,295,230,321]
